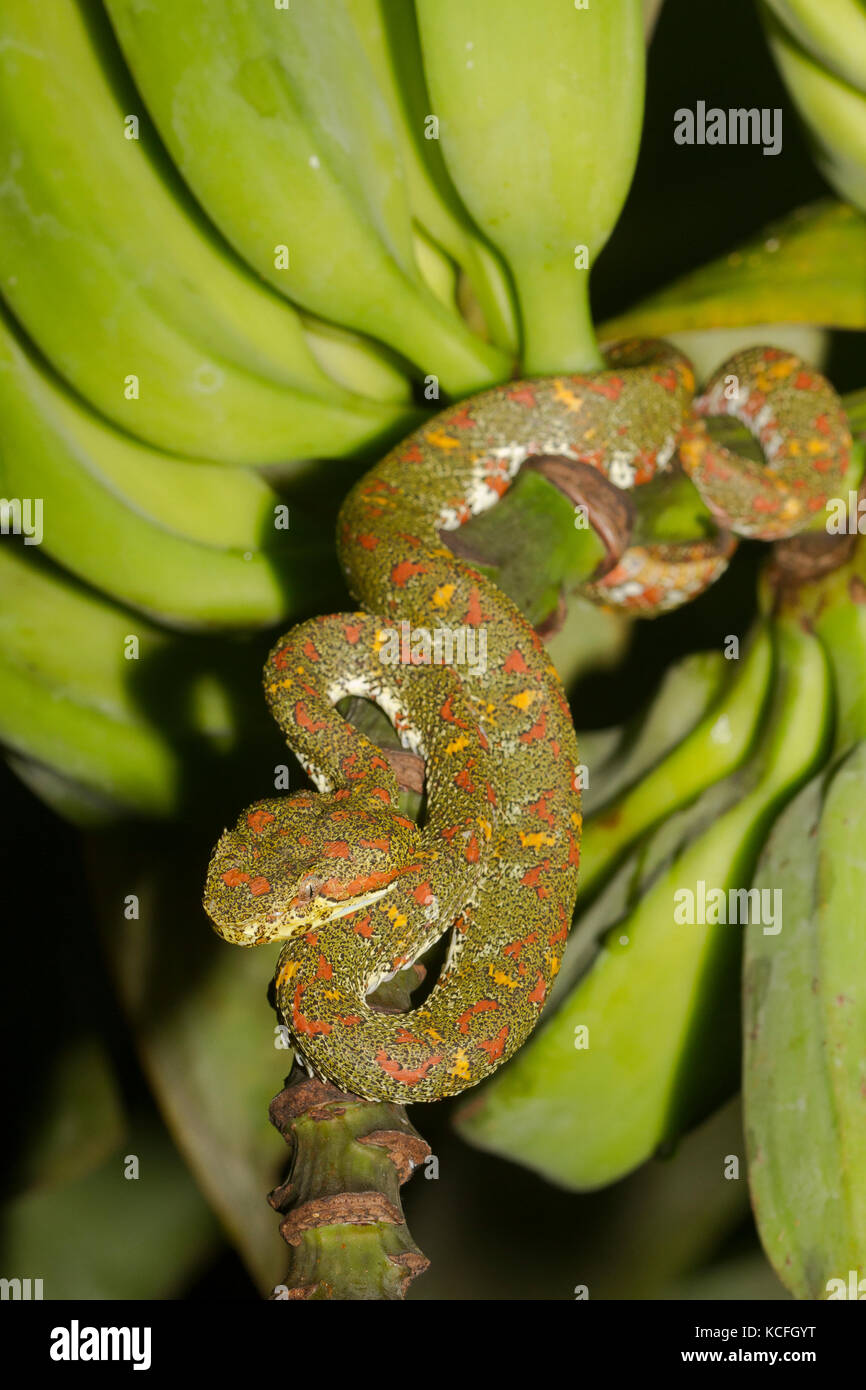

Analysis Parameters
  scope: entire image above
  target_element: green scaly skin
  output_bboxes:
[203,338,849,1103]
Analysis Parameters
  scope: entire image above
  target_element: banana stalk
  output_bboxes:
[415,0,645,373]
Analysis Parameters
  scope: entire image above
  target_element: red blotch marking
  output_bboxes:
[343,621,363,644]
[458,999,498,1034]
[465,586,486,626]
[315,955,332,981]
[353,914,374,938]
[651,368,679,394]
[391,559,428,587]
[455,765,478,796]
[356,533,380,551]
[292,982,332,1038]
[301,638,319,663]
[375,1049,443,1085]
[528,792,555,827]
[508,384,537,407]
[360,837,390,853]
[295,701,327,735]
[503,931,539,959]
[464,833,480,864]
[248,876,271,896]
[503,647,529,675]
[402,443,424,463]
[413,881,434,906]
[323,840,350,858]
[221,869,249,887]
[272,647,291,670]
[586,375,624,401]
[479,1026,509,1062]
[528,974,547,1006]
[521,863,551,899]
[439,693,468,729]
[520,707,548,744]
[247,809,275,834]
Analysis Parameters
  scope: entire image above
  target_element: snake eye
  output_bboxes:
[297,875,322,905]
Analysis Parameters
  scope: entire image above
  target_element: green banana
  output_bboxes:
[456,612,831,1189]
[580,627,773,896]
[744,544,866,1300]
[105,0,510,395]
[0,0,410,464]
[0,543,272,818]
[580,650,727,817]
[343,0,518,351]
[415,0,645,372]
[0,305,337,629]
[762,0,866,94]
[762,5,866,214]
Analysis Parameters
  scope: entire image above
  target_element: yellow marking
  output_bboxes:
[571,810,583,829]
[552,379,584,413]
[509,688,538,712]
[520,830,556,849]
[446,734,470,755]
[449,1048,472,1081]
[478,817,493,841]
[275,959,301,988]
[385,904,408,930]
[807,438,826,455]
[324,989,340,1002]
[769,358,796,379]
[488,966,519,992]
[426,428,460,451]
[787,439,802,457]
[432,583,456,608]
[426,1026,446,1046]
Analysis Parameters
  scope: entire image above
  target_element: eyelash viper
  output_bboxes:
[203,338,849,1103]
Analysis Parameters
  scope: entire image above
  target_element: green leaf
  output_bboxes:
[0,1118,220,1299]
[600,200,866,336]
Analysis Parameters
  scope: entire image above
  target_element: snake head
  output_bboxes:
[203,790,421,946]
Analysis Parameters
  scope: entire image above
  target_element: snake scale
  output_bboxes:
[204,339,850,1103]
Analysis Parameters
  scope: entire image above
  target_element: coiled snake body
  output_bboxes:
[204,340,849,1102]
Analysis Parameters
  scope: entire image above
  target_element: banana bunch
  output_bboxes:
[761,0,866,213]
[744,546,866,1300]
[455,587,838,1194]
[0,0,652,813]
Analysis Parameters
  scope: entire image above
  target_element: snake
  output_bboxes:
[203,338,849,1103]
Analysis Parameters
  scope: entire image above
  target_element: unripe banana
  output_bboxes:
[456,615,831,1189]
[415,0,645,372]
[762,0,866,94]
[744,744,866,1300]
[0,306,333,630]
[344,0,518,351]
[581,628,772,896]
[579,650,727,816]
[0,0,409,464]
[762,4,866,214]
[105,0,510,395]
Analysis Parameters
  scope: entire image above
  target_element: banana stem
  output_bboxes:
[517,261,604,375]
